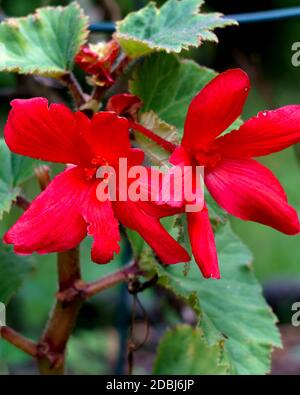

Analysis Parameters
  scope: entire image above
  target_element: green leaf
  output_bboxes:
[0,2,88,77]
[137,111,178,165]
[154,324,230,374]
[130,52,216,136]
[115,0,236,58]
[0,140,19,219]
[131,52,244,138]
[136,223,281,375]
[129,46,277,376]
[11,155,36,186]
[0,242,33,304]
[0,139,36,219]
[0,180,19,221]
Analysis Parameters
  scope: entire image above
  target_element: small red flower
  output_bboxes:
[3,98,189,265]
[75,40,120,86]
[106,94,142,120]
[170,69,300,279]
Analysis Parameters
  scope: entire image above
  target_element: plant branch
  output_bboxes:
[0,326,38,358]
[35,165,51,191]
[57,248,81,292]
[91,85,107,103]
[15,162,51,213]
[56,261,140,303]
[0,263,142,370]
[61,72,87,108]
[80,85,107,114]
[15,195,31,210]
[84,262,140,298]
[37,247,82,375]
[130,121,177,153]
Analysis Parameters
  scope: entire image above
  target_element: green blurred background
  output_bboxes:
[0,0,300,374]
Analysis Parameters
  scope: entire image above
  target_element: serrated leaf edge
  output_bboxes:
[115,0,237,57]
[0,2,89,77]
[153,323,232,374]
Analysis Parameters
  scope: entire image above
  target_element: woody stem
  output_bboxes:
[15,195,31,210]
[130,121,177,153]
[56,261,140,303]
[84,270,132,298]
[61,72,86,108]
[91,85,107,103]
[1,263,139,368]
[0,326,38,357]
[37,247,82,375]
[36,256,140,374]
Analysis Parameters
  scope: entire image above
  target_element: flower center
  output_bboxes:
[84,156,109,180]
[194,143,222,168]
[89,43,108,60]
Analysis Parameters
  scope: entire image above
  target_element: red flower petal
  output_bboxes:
[106,94,142,119]
[124,167,186,215]
[113,200,190,264]
[216,105,300,158]
[4,98,93,165]
[75,41,120,77]
[87,111,131,165]
[182,69,250,151]
[205,158,300,235]
[168,147,195,208]
[157,166,205,214]
[81,183,121,264]
[127,148,145,167]
[187,207,220,279]
[4,167,89,254]
[75,45,99,74]
[169,145,192,166]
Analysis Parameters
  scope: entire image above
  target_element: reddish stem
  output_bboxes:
[84,267,134,298]
[0,326,38,357]
[57,261,140,302]
[37,247,82,375]
[1,263,140,372]
[15,195,31,210]
[61,72,86,108]
[130,121,177,153]
[35,165,51,191]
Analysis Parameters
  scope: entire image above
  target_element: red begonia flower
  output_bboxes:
[106,94,142,120]
[170,68,300,279]
[75,40,120,86]
[3,98,189,265]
